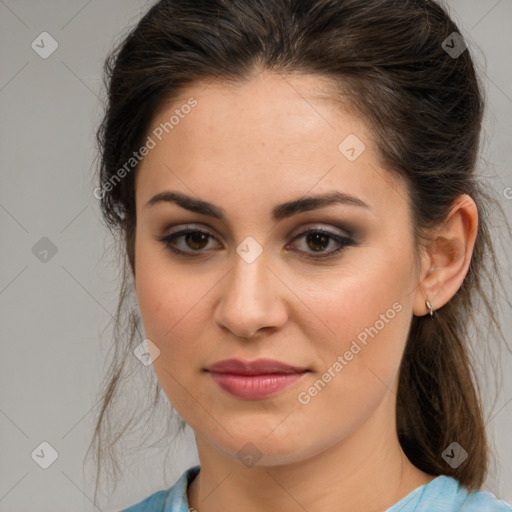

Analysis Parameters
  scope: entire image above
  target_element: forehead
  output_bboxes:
[135,70,408,218]
[153,71,357,147]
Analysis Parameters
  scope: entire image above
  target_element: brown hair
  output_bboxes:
[88,0,511,502]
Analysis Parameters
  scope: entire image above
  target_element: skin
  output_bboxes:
[133,69,478,512]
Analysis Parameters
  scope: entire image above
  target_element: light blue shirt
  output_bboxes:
[120,465,512,512]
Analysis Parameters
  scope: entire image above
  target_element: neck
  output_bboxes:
[187,397,434,512]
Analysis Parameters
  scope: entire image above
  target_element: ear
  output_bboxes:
[413,194,478,317]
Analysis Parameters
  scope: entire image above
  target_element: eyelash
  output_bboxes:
[157,226,356,260]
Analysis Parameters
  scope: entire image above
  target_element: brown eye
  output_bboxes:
[184,232,209,250]
[305,232,331,252]
[158,226,356,259]
[157,228,221,256]
[289,228,356,259]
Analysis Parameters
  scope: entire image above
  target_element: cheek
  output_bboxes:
[289,264,413,441]
[134,241,218,375]
[136,267,207,347]
[134,255,215,413]
[300,253,415,380]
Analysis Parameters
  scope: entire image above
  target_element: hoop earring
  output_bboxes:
[425,299,435,318]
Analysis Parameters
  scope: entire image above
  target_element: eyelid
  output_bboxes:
[163,223,221,240]
[288,222,355,240]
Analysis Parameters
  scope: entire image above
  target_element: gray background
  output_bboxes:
[0,1,511,510]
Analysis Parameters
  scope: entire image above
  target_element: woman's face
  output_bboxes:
[134,70,423,466]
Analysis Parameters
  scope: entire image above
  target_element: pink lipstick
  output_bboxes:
[205,358,309,399]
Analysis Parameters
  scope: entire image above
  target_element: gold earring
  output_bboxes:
[425,299,434,318]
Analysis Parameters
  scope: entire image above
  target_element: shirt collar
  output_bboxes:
[163,465,201,512]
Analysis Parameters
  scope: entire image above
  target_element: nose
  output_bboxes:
[213,248,288,339]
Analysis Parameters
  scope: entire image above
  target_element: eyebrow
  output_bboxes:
[144,190,371,221]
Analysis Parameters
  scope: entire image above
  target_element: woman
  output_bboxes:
[90,0,512,510]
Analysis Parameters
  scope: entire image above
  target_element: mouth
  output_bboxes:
[205,358,309,375]
[204,358,310,399]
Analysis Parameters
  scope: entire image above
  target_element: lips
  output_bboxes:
[205,358,308,375]
[205,359,309,399]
